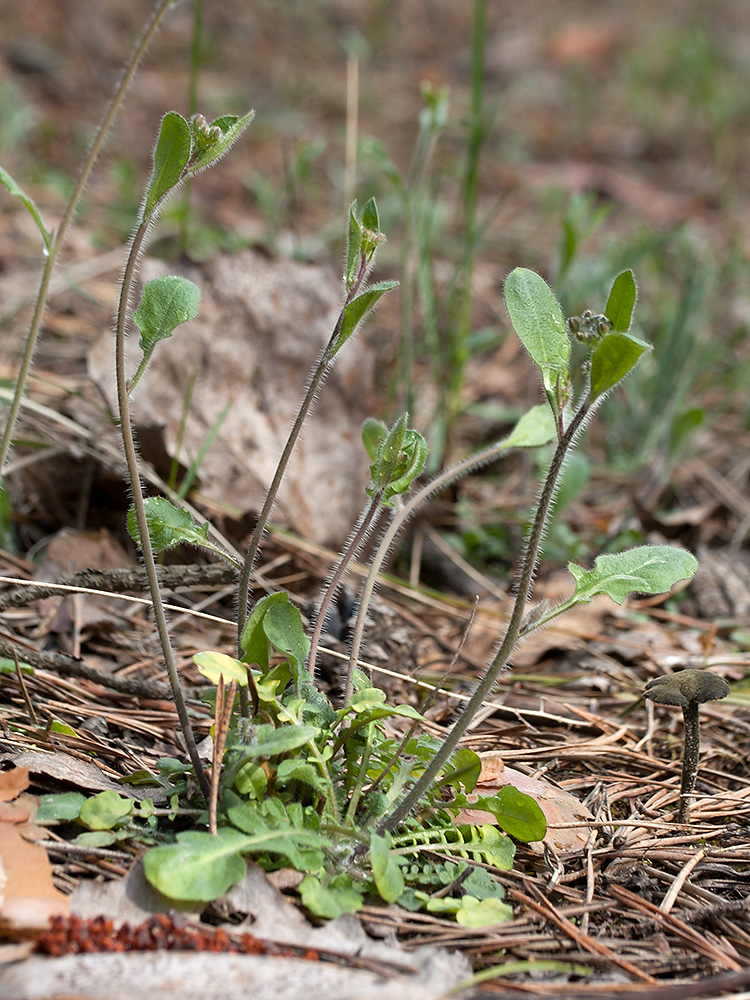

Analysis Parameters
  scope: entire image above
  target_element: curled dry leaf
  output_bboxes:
[456,751,594,852]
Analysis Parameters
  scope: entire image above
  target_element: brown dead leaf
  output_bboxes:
[0,770,69,934]
[0,767,30,803]
[458,751,594,853]
[89,250,377,547]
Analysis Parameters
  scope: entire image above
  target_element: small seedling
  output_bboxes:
[644,669,730,823]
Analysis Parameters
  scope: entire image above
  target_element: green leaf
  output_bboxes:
[589,331,650,402]
[193,651,248,687]
[456,896,514,927]
[0,165,52,252]
[49,720,78,737]
[133,275,201,356]
[361,197,379,233]
[441,748,481,794]
[262,599,310,691]
[186,111,254,175]
[344,200,361,288]
[349,687,386,712]
[143,111,191,218]
[127,497,210,552]
[604,269,638,332]
[568,545,698,605]
[36,792,87,824]
[79,790,134,831]
[475,786,547,842]
[240,592,288,670]
[456,824,516,869]
[370,832,405,903]
[501,404,556,449]
[0,657,33,676]
[143,828,252,901]
[239,722,319,758]
[298,875,364,918]
[275,759,329,795]
[329,280,398,358]
[504,269,570,398]
[361,418,388,461]
[75,830,126,848]
[234,761,268,798]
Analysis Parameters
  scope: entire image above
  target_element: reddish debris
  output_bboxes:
[34,914,318,960]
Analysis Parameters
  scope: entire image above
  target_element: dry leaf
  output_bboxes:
[88,250,377,547]
[0,771,69,934]
[458,751,594,853]
[0,767,30,803]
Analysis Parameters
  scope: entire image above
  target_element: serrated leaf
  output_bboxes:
[589,331,650,401]
[328,280,398,358]
[193,651,248,687]
[0,165,52,252]
[604,269,637,332]
[568,545,698,606]
[143,111,191,218]
[133,275,201,355]
[79,790,134,831]
[187,110,254,175]
[370,832,404,903]
[127,497,210,552]
[143,828,252,901]
[475,786,547,842]
[504,268,570,395]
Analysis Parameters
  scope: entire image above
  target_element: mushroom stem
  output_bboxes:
[644,668,730,826]
[679,702,701,824]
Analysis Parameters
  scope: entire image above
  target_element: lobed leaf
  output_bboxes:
[568,544,698,605]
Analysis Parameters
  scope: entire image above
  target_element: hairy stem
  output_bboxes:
[307,495,382,678]
[345,431,541,702]
[236,253,369,652]
[379,399,590,833]
[0,0,178,475]
[115,215,210,803]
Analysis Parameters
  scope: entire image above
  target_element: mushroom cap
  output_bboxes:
[644,668,730,707]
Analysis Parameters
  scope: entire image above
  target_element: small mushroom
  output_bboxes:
[644,669,730,823]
